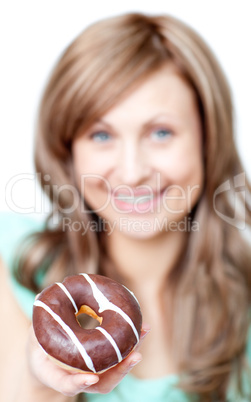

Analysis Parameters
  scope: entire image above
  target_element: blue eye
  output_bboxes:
[151,128,172,141]
[91,131,111,142]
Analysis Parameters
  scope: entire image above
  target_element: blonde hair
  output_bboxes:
[16,13,251,400]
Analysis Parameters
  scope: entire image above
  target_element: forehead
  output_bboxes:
[99,64,198,124]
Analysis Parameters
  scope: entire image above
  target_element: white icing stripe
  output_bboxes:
[56,283,78,314]
[96,327,122,363]
[122,284,140,306]
[81,274,139,343]
[34,300,96,373]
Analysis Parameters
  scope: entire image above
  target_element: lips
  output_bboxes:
[112,188,165,213]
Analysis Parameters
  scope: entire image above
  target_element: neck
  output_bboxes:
[102,228,187,295]
[102,228,187,378]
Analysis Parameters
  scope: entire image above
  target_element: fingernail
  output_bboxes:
[142,329,150,338]
[129,359,142,369]
[83,378,99,387]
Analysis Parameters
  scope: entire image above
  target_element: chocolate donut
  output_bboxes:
[33,274,142,373]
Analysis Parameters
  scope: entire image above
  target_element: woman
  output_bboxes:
[1,12,251,402]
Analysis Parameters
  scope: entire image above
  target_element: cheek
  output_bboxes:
[177,151,204,209]
[76,176,111,213]
[73,151,112,188]
[161,159,203,217]
[157,150,203,182]
[156,140,204,206]
[176,153,203,185]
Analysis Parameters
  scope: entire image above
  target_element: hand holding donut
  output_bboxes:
[29,274,149,397]
[27,324,149,397]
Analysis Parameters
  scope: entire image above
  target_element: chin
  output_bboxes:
[109,215,168,240]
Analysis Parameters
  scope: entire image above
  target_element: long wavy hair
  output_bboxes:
[16,12,251,401]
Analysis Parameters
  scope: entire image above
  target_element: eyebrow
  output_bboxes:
[95,113,182,130]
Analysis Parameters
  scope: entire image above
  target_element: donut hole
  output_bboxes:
[77,314,100,329]
[76,305,102,330]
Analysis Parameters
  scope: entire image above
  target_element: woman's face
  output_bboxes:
[72,64,204,239]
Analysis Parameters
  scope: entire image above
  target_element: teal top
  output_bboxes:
[0,212,250,402]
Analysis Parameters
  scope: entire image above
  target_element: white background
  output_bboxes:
[0,0,250,216]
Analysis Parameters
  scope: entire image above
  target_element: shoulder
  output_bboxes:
[0,212,45,319]
[0,258,31,399]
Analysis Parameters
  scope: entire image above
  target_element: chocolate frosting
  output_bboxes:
[33,274,142,373]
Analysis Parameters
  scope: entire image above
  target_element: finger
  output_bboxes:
[132,322,151,353]
[59,372,99,396]
[28,326,100,396]
[90,324,150,392]
[116,351,143,375]
[85,351,142,394]
[139,322,151,341]
[100,324,150,380]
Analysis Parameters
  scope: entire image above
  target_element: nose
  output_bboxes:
[116,140,151,186]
